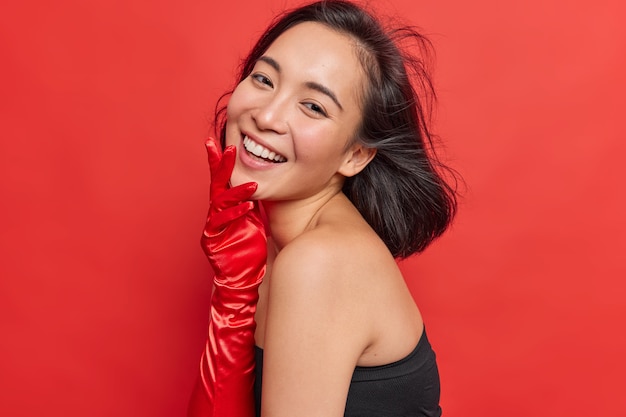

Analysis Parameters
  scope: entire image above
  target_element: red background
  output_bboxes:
[1,0,625,415]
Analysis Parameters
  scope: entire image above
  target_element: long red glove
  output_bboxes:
[188,138,267,417]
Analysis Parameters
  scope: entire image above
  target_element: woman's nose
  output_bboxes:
[251,96,289,134]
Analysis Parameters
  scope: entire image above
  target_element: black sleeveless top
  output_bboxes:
[254,329,442,417]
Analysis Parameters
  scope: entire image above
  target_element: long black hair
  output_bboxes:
[215,0,459,258]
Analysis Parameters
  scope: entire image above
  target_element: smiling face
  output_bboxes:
[224,22,372,202]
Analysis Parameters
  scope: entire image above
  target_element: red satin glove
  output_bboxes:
[188,138,267,417]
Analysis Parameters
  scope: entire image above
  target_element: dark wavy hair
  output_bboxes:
[215,0,458,258]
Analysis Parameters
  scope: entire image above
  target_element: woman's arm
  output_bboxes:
[259,232,372,417]
[188,139,266,417]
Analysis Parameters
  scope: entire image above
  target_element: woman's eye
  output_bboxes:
[252,73,273,88]
[303,102,327,117]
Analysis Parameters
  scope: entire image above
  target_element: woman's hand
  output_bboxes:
[202,138,267,287]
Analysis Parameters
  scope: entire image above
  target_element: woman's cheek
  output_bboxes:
[227,80,250,116]
[228,162,245,188]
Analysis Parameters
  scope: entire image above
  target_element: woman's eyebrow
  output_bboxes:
[258,56,281,72]
[305,81,343,111]
[257,55,344,111]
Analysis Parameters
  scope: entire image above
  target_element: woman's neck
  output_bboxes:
[262,187,344,251]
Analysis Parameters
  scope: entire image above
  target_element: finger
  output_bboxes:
[210,146,236,197]
[206,202,255,231]
[211,182,258,211]
[205,138,223,178]
[248,200,269,235]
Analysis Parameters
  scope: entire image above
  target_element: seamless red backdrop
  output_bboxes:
[1,0,625,416]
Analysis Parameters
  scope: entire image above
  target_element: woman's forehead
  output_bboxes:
[262,22,366,100]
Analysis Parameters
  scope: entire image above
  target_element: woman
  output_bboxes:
[188,1,457,416]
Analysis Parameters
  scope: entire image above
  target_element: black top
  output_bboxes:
[254,328,442,417]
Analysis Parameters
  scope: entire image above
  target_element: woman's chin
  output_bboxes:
[229,170,259,196]
[228,170,246,188]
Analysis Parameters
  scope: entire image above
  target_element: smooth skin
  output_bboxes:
[225,22,425,417]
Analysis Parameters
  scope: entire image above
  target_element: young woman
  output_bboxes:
[188,1,458,416]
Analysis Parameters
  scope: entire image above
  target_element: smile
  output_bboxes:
[243,135,287,163]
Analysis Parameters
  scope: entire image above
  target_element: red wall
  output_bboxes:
[2,0,624,415]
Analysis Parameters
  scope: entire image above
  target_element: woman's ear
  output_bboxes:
[338,143,377,177]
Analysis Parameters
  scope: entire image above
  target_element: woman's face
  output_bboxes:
[225,22,367,201]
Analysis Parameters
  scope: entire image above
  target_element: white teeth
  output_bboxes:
[243,136,286,162]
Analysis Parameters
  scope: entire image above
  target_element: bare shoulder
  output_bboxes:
[270,223,374,306]
[273,213,395,288]
[267,209,403,345]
